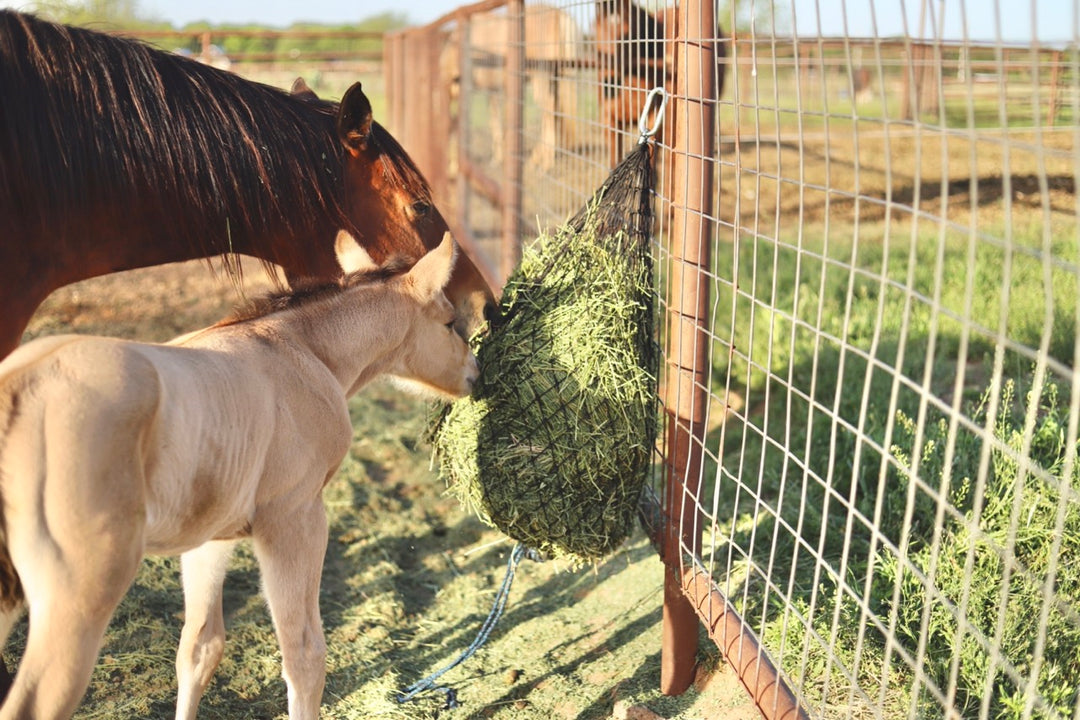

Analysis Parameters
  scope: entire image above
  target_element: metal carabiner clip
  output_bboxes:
[637,86,668,143]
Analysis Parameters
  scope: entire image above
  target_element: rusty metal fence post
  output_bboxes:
[660,0,716,695]
[501,0,525,281]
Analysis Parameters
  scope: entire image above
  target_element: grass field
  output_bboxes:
[698,129,1079,716]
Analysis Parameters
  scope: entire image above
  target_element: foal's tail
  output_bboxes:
[0,513,21,613]
[0,337,81,615]
[0,487,18,702]
[0,468,21,615]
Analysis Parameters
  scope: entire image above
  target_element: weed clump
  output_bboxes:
[880,379,1080,717]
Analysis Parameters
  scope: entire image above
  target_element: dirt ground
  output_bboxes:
[12,259,759,719]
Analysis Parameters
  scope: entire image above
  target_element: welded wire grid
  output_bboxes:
[694,2,1079,719]
[431,0,1080,717]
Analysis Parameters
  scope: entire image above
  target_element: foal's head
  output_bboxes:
[339,231,479,399]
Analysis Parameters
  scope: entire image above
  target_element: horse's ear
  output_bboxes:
[407,231,457,299]
[337,82,373,156]
[335,230,377,273]
[291,77,319,102]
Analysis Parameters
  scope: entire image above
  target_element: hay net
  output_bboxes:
[431,142,659,565]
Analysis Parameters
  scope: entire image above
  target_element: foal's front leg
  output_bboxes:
[253,500,329,720]
[175,540,236,720]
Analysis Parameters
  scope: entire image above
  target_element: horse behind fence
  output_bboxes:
[594,0,727,166]
[0,232,476,720]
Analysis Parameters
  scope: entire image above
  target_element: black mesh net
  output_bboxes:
[430,142,659,564]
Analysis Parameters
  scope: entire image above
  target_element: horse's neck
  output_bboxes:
[269,293,405,397]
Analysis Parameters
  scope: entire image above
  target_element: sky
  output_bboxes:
[0,0,1075,42]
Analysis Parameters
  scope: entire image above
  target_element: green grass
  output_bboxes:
[693,210,1080,717]
[879,379,1080,718]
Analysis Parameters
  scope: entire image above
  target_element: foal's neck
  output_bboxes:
[275,289,406,397]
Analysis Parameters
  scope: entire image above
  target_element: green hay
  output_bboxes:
[431,174,658,565]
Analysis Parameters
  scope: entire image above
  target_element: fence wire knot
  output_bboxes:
[637,86,668,144]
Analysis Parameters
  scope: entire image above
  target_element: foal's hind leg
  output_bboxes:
[253,500,329,720]
[0,602,25,704]
[0,538,141,719]
[175,540,236,720]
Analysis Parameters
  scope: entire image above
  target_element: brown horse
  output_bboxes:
[0,10,496,358]
[594,0,727,166]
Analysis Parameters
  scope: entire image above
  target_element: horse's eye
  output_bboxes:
[412,200,431,217]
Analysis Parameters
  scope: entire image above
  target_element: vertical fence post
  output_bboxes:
[382,32,396,132]
[403,30,426,165]
[426,26,450,206]
[456,14,473,239]
[901,42,922,121]
[396,31,408,132]
[1047,49,1062,126]
[661,0,716,696]
[501,0,525,282]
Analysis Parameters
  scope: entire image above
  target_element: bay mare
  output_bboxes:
[0,10,495,359]
[0,232,477,720]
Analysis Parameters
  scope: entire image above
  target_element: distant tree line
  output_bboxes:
[20,0,408,58]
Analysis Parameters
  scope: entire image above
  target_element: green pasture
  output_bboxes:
[695,207,1080,717]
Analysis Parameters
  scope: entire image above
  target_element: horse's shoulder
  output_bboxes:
[163,322,337,403]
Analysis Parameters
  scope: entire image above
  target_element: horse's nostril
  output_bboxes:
[483,302,499,323]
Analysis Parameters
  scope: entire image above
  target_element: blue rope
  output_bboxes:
[397,542,531,709]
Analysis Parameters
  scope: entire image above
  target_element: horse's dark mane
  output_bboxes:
[0,11,425,271]
[216,257,413,327]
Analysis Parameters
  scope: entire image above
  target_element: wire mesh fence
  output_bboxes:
[388,1,1080,717]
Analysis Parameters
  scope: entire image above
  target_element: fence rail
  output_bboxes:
[387,1,1080,717]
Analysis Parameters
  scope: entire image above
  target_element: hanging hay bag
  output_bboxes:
[430,144,659,565]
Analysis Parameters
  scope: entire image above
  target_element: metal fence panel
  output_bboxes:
[390,1,1080,717]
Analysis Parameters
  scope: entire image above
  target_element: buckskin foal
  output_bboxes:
[0,232,477,720]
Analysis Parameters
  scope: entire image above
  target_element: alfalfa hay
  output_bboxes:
[430,143,658,565]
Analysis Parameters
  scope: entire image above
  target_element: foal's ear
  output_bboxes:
[408,232,457,299]
[291,77,319,102]
[337,82,373,156]
[335,230,377,273]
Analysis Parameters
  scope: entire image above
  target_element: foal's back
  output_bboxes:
[2,321,353,552]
